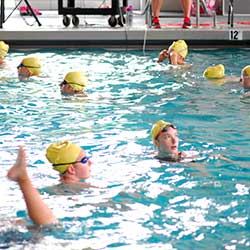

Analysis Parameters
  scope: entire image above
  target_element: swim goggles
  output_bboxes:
[52,156,90,167]
[17,63,40,69]
[155,124,177,140]
[60,80,84,87]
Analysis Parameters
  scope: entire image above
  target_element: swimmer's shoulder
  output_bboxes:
[179,150,200,163]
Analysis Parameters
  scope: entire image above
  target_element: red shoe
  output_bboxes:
[182,17,192,29]
[152,17,161,29]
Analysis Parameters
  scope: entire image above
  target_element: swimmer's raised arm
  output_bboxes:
[7,146,57,225]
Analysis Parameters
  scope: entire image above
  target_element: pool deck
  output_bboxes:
[1,2,250,49]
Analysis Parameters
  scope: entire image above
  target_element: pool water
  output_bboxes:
[0,48,249,250]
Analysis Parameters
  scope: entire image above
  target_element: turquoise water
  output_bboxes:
[0,48,249,250]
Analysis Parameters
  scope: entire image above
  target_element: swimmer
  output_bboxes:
[17,57,42,80]
[46,141,92,187]
[240,65,250,90]
[240,65,250,99]
[7,146,57,225]
[151,120,241,168]
[157,40,188,66]
[151,120,195,162]
[60,71,88,97]
[203,64,239,85]
[0,41,9,65]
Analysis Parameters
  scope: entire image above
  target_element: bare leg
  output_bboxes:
[181,0,192,18]
[181,0,192,28]
[151,0,163,18]
[7,146,57,225]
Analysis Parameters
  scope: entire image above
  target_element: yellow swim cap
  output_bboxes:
[0,41,9,58]
[203,64,225,79]
[241,65,250,78]
[64,71,88,92]
[151,120,173,145]
[21,57,41,76]
[168,40,188,59]
[46,141,82,174]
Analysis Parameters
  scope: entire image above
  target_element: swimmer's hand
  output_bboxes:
[157,49,168,63]
[210,154,234,163]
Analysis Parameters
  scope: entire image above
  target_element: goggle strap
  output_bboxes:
[52,156,89,167]
[68,82,84,87]
[18,63,40,69]
[52,161,75,167]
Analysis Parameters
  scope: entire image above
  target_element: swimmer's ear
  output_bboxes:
[154,140,160,148]
[66,165,75,174]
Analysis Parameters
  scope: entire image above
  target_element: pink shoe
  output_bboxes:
[31,7,42,15]
[19,6,28,16]
[27,7,42,16]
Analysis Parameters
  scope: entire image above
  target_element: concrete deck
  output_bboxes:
[1,1,250,48]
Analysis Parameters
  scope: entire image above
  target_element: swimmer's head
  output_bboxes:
[203,64,225,79]
[151,120,175,145]
[241,65,250,89]
[18,57,42,76]
[0,41,9,58]
[63,71,88,92]
[46,141,82,174]
[241,65,250,78]
[168,40,188,59]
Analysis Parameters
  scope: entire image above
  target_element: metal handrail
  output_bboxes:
[196,0,200,27]
[131,0,151,27]
[132,0,151,16]
[228,0,234,27]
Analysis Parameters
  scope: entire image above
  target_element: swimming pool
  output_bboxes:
[0,47,249,250]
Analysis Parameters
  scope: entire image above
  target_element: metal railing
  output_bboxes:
[196,0,200,27]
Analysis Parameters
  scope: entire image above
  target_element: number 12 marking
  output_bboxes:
[229,30,243,40]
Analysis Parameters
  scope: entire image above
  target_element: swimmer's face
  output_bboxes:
[60,81,78,95]
[167,49,185,65]
[242,75,250,89]
[17,64,32,80]
[72,149,92,180]
[176,55,185,65]
[155,126,179,157]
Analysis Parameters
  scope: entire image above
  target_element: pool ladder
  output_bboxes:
[196,0,217,28]
[127,0,151,54]
[130,0,152,28]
